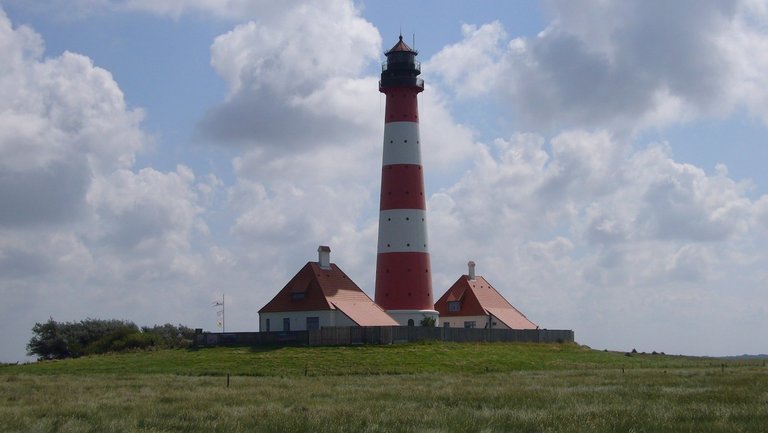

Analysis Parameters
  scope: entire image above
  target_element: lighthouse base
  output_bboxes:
[386,309,439,327]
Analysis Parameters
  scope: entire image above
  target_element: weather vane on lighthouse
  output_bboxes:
[374,34,438,326]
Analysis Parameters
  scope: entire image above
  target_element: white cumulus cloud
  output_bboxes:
[0,8,216,362]
[429,0,768,132]
[426,128,767,354]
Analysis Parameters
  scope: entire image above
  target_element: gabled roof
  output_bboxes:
[259,262,398,326]
[434,275,537,329]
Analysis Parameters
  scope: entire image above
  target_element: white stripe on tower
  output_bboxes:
[382,122,421,165]
[377,210,429,254]
[374,35,436,324]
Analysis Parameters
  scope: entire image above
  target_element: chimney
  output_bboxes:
[468,261,476,280]
[318,245,331,269]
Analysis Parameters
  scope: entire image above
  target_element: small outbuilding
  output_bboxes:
[434,261,538,330]
[258,246,398,332]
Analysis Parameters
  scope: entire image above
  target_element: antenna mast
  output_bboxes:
[213,294,225,333]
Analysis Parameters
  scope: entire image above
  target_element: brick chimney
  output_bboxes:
[468,261,476,280]
[318,245,331,269]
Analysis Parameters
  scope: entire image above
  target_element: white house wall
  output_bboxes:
[259,310,357,332]
[439,314,512,329]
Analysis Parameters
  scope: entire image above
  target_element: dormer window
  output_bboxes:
[448,301,461,312]
[290,292,305,301]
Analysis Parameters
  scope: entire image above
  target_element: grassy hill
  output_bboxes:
[2,343,766,433]
[0,342,735,376]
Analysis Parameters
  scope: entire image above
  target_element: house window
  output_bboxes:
[265,318,270,332]
[407,319,415,327]
[283,318,290,331]
[306,317,320,331]
[448,301,461,312]
[464,321,476,329]
[290,292,305,301]
[443,322,450,328]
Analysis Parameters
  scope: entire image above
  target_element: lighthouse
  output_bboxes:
[374,35,438,326]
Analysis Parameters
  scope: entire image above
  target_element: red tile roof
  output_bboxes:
[331,300,396,327]
[434,275,537,329]
[259,262,398,326]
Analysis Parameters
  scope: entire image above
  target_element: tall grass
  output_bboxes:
[2,343,766,432]
[2,367,766,432]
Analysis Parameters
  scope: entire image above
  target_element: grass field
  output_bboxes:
[2,343,767,432]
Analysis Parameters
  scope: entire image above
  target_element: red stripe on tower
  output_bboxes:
[380,165,426,210]
[374,35,438,325]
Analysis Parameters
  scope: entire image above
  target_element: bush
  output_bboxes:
[86,327,159,355]
[419,316,437,327]
[109,332,161,352]
[141,323,196,348]
[27,318,194,360]
[74,320,140,356]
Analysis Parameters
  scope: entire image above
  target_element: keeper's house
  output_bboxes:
[434,261,538,330]
[258,246,398,332]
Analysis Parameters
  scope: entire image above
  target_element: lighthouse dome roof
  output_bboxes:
[385,35,418,55]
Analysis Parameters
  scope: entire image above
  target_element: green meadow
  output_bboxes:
[2,343,766,432]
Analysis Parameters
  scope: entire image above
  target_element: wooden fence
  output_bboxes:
[195,327,574,348]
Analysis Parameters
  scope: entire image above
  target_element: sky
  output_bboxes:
[1,0,767,362]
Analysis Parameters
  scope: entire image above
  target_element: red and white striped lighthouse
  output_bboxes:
[374,36,438,326]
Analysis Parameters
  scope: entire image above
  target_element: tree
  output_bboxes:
[27,318,70,360]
